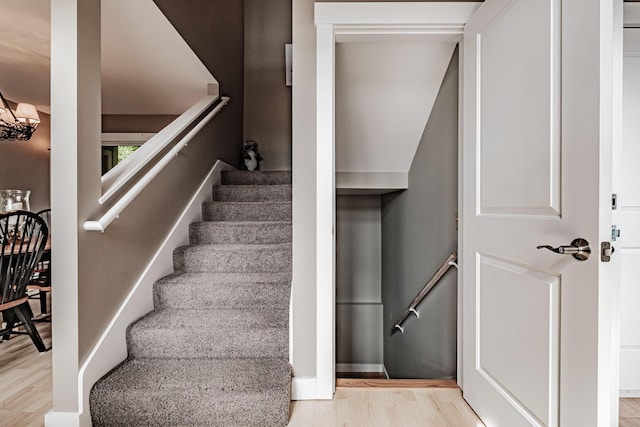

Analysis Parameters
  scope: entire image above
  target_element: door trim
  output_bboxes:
[313,2,480,399]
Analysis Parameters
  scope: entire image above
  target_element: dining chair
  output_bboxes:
[27,208,51,317]
[0,210,49,352]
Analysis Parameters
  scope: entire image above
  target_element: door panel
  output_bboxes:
[462,0,615,425]
[479,0,561,217]
[478,256,559,426]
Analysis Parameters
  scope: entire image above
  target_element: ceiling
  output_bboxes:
[0,0,216,115]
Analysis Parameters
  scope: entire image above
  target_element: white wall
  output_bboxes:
[335,42,455,174]
[336,195,383,366]
[291,0,318,378]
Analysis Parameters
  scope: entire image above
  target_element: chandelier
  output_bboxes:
[0,92,40,141]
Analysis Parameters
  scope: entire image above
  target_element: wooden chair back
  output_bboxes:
[0,210,49,306]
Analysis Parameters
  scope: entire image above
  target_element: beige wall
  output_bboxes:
[154,0,244,165]
[78,115,239,361]
[102,114,177,133]
[75,0,244,362]
[244,0,292,170]
[291,0,482,379]
[0,107,50,212]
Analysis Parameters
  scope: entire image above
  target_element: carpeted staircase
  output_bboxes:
[90,170,292,427]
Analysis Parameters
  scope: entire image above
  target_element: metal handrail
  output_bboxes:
[391,252,458,334]
[100,95,221,204]
[83,96,230,232]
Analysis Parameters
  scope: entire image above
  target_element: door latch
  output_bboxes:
[601,242,615,262]
[612,225,621,242]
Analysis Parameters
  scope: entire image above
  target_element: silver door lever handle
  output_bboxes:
[536,238,590,261]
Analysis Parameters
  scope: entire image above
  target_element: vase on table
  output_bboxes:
[0,189,31,213]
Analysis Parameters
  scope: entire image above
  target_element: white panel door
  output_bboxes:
[462,0,615,426]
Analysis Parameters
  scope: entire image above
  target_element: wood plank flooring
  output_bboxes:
[621,398,640,427]
[0,303,52,427]
[289,386,484,426]
[1,312,638,427]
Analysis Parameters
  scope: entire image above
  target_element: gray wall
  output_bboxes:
[0,107,50,212]
[381,48,459,379]
[244,0,292,171]
[336,195,383,366]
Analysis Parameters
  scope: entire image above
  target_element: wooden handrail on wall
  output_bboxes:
[391,252,458,334]
[83,96,230,232]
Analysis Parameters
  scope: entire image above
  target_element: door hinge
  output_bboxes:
[601,242,615,262]
[612,193,618,210]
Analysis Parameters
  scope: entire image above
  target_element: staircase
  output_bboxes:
[90,170,292,427]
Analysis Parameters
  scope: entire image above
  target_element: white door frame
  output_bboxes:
[314,2,480,398]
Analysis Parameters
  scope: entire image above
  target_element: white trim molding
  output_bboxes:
[292,377,319,400]
[336,363,387,375]
[336,172,408,192]
[101,133,155,146]
[313,1,480,402]
[44,412,82,427]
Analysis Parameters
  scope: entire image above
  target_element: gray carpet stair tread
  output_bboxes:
[221,170,291,185]
[154,275,290,310]
[190,220,291,245]
[213,184,292,201]
[203,201,291,221]
[90,358,290,427]
[173,243,291,273]
[131,308,288,330]
[127,309,288,359]
[156,271,292,285]
[91,170,293,426]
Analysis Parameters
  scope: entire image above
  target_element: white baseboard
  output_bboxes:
[291,377,319,400]
[44,412,82,427]
[620,389,640,398]
[620,347,640,393]
[75,161,235,421]
[336,363,385,373]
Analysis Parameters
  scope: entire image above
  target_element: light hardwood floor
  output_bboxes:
[1,315,639,427]
[289,385,484,426]
[0,303,52,427]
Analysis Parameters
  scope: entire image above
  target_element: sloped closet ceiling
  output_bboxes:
[335,41,457,175]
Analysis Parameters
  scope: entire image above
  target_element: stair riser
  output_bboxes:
[90,391,290,427]
[127,329,288,359]
[154,282,290,310]
[174,246,291,273]
[221,171,291,185]
[213,185,292,202]
[203,202,291,221]
[190,222,292,245]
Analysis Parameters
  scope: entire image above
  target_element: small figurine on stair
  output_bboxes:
[241,140,263,171]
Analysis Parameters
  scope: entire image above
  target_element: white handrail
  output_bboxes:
[84,96,230,232]
[100,95,220,205]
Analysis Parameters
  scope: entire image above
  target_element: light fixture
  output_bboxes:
[0,92,40,141]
